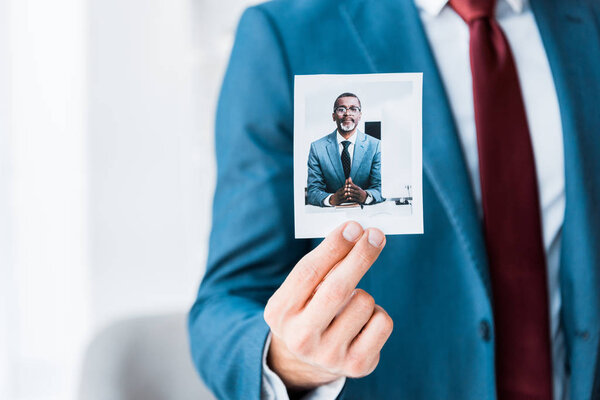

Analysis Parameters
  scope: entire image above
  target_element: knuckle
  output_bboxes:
[315,347,341,370]
[355,249,375,267]
[286,328,315,356]
[353,290,375,313]
[345,351,380,378]
[297,259,319,284]
[322,237,337,253]
[313,239,340,267]
[263,297,280,328]
[322,282,348,305]
[345,352,371,377]
[374,308,394,335]
[364,354,380,376]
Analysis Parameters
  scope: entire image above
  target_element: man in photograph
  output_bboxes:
[306,93,383,207]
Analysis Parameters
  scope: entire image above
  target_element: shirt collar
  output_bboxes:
[414,0,525,17]
[337,130,358,145]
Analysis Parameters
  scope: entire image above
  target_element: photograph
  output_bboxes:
[294,73,423,238]
[3,1,599,400]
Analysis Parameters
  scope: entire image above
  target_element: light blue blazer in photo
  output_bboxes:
[188,0,600,399]
[307,130,383,206]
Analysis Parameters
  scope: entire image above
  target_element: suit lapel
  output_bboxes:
[349,131,366,179]
[530,0,600,396]
[325,131,346,186]
[339,0,491,297]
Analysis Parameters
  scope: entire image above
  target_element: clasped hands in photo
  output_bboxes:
[263,221,392,391]
[329,177,368,206]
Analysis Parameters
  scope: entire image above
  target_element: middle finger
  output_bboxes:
[302,229,386,330]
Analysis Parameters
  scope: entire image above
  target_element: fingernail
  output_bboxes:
[342,222,362,242]
[368,229,384,247]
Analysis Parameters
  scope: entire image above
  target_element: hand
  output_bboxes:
[345,177,368,203]
[329,186,348,206]
[264,222,392,391]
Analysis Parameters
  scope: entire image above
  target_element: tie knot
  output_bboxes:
[342,140,351,149]
[449,0,495,23]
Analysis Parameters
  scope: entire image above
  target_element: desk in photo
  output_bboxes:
[305,199,412,217]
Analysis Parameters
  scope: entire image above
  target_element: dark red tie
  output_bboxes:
[448,1,553,399]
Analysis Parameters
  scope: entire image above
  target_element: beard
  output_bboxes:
[339,120,356,132]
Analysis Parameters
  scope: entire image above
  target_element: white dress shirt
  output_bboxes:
[262,0,567,399]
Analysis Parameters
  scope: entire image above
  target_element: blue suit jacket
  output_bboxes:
[189,0,600,399]
[307,130,382,206]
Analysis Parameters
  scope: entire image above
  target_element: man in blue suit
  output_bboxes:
[307,93,383,207]
[189,0,600,399]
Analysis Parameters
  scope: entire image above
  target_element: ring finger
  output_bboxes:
[323,289,375,346]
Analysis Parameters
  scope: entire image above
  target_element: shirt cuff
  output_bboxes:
[364,192,374,204]
[323,194,334,207]
[261,332,346,400]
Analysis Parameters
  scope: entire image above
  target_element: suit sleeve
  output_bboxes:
[365,141,383,203]
[307,142,330,206]
[188,6,312,399]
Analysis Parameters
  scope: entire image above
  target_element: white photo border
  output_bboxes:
[294,73,424,238]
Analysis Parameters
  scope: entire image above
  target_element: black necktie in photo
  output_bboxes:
[341,141,351,179]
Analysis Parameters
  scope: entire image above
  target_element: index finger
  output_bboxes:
[275,221,364,308]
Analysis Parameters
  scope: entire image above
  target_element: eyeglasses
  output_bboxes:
[334,106,361,115]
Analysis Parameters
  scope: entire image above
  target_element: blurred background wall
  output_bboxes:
[0,0,259,399]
